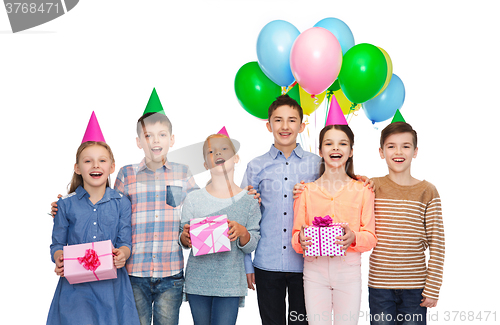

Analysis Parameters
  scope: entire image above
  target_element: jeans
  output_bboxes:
[254,267,308,325]
[129,272,184,325]
[369,288,427,325]
[187,294,240,325]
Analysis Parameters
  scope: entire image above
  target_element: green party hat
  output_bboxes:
[143,88,165,115]
[391,109,406,123]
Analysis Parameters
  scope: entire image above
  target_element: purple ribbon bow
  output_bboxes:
[312,215,333,227]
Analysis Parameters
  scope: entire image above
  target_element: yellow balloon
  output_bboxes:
[373,46,393,98]
[299,86,326,115]
[332,88,361,115]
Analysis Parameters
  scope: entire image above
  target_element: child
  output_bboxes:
[241,95,321,325]
[48,137,140,324]
[114,110,199,325]
[368,121,445,325]
[292,124,377,325]
[179,134,261,325]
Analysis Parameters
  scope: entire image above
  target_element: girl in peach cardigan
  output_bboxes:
[292,124,376,325]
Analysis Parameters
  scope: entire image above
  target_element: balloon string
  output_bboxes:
[347,102,357,125]
[282,81,298,95]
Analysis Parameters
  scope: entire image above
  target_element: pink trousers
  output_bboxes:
[302,252,362,325]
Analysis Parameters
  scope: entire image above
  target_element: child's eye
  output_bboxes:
[145,134,151,138]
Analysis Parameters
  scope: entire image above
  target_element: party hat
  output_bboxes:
[143,88,166,115]
[325,94,348,126]
[217,126,230,138]
[391,109,406,123]
[81,111,106,143]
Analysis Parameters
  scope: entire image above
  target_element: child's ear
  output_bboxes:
[234,154,240,164]
[203,161,209,170]
[379,147,385,159]
[170,134,175,148]
[136,137,142,150]
[266,122,272,133]
[110,162,116,175]
[298,122,306,134]
[413,147,418,159]
[74,163,81,175]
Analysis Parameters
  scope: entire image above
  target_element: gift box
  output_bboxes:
[304,216,346,257]
[190,215,231,256]
[63,240,117,284]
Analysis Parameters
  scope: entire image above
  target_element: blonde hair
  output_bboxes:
[68,141,115,193]
[202,134,237,160]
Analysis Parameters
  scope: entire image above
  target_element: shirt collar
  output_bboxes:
[138,157,172,172]
[269,143,304,159]
[75,185,121,203]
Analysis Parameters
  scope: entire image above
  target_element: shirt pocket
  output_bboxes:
[166,180,184,208]
[334,200,361,230]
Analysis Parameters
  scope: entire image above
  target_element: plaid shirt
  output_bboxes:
[114,158,198,278]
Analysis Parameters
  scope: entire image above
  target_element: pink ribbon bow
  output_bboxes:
[78,249,101,272]
[312,215,333,227]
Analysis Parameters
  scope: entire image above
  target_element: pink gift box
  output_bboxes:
[63,240,117,284]
[190,215,231,256]
[304,220,346,257]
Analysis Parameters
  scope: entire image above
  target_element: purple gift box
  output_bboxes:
[304,216,346,257]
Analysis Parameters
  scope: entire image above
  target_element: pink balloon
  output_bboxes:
[290,27,343,95]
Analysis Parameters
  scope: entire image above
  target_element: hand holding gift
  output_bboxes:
[54,251,64,277]
[299,224,313,251]
[227,220,250,245]
[181,224,192,248]
[112,247,130,269]
[335,223,356,250]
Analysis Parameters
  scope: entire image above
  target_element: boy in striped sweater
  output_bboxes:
[368,120,445,325]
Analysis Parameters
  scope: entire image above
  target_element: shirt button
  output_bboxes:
[284,195,287,198]
[93,209,96,212]
[283,229,287,232]
[284,177,288,181]
[93,222,97,225]
[283,246,287,249]
[153,255,156,258]
[155,215,158,218]
[284,212,287,215]
[286,162,289,165]
[280,152,282,155]
[93,236,96,239]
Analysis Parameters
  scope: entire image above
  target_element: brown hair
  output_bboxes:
[268,94,303,123]
[318,125,355,179]
[380,122,417,148]
[68,141,115,193]
[137,112,172,137]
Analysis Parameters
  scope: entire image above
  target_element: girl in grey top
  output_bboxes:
[180,134,261,325]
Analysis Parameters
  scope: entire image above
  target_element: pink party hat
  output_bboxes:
[326,94,348,126]
[81,111,106,143]
[217,126,230,138]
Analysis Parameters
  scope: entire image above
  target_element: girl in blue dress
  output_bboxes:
[47,140,140,325]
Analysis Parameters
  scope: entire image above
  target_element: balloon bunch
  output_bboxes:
[234,17,406,126]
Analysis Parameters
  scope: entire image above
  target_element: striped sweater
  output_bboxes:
[368,176,445,300]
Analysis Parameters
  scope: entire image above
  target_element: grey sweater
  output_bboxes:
[180,188,261,298]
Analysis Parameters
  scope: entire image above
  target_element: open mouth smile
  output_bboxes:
[393,158,405,163]
[151,147,163,155]
[90,172,103,178]
[329,153,343,159]
[215,158,226,165]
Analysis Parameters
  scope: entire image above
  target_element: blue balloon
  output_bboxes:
[314,18,355,55]
[257,20,300,87]
[362,74,405,124]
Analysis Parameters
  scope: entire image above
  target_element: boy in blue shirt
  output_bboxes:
[242,95,321,324]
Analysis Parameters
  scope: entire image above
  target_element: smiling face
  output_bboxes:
[379,132,418,176]
[136,121,175,169]
[266,105,305,154]
[74,144,115,192]
[319,128,353,171]
[203,136,239,173]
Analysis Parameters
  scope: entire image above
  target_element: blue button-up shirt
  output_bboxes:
[242,144,320,273]
[50,186,132,262]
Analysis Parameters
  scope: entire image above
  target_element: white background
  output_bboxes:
[1,0,499,324]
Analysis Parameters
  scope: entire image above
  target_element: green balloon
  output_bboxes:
[234,61,282,119]
[338,43,387,104]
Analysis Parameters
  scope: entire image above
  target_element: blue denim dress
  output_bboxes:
[47,186,140,325]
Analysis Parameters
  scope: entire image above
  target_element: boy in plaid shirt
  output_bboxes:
[114,109,198,325]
